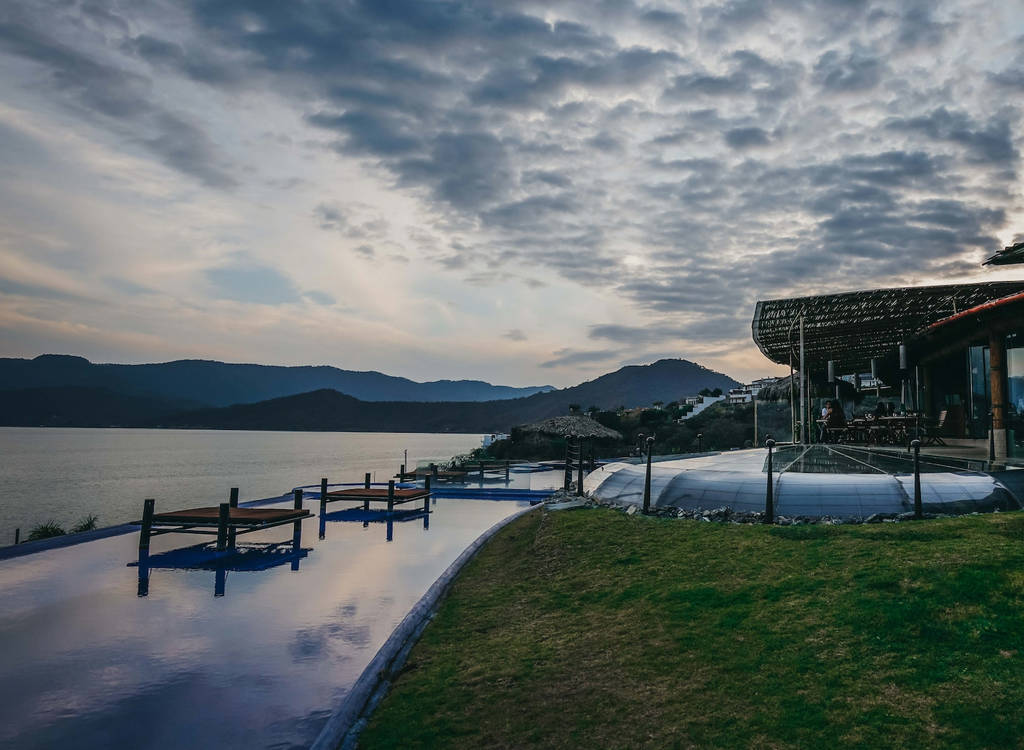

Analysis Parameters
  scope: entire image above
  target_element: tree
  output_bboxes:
[652,400,664,408]
[711,387,723,397]
[568,403,581,414]
[699,388,712,397]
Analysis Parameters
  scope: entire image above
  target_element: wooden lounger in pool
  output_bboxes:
[135,490,311,552]
[321,479,432,512]
[152,507,308,525]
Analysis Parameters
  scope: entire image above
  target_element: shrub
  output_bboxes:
[71,514,98,533]
[27,521,65,541]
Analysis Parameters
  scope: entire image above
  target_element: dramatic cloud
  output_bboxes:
[1,0,1022,385]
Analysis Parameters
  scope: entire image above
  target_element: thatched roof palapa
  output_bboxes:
[518,415,622,440]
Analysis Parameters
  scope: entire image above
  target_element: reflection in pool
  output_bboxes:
[0,496,530,749]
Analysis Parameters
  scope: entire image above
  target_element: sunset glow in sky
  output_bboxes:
[1,0,1022,386]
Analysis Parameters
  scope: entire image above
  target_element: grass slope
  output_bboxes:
[361,509,1024,749]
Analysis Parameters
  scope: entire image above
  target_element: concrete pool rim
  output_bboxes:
[310,501,543,750]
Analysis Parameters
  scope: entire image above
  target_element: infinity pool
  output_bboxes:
[0,496,529,749]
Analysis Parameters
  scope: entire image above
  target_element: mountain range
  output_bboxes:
[0,356,741,432]
[0,354,553,406]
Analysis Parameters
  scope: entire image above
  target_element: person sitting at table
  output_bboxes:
[872,400,886,419]
[819,401,831,442]
[823,400,847,441]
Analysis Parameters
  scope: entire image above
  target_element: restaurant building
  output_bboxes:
[751,264,1024,460]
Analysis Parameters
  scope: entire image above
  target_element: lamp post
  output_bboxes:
[764,439,776,524]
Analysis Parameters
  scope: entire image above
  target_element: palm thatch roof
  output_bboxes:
[983,241,1024,266]
[518,415,622,439]
[751,281,1024,374]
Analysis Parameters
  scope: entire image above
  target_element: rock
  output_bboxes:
[625,505,638,516]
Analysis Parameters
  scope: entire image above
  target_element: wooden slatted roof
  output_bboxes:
[751,281,1024,374]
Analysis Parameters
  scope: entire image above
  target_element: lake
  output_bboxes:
[0,428,483,541]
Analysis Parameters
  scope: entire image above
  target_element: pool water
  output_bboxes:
[0,496,529,749]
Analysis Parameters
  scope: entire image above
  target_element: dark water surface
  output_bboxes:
[0,497,528,749]
[0,428,482,538]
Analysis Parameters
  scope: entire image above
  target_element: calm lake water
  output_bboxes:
[0,428,482,540]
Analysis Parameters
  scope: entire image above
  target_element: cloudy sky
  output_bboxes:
[1,0,1022,387]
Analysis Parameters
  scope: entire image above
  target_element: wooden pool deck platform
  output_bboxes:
[320,477,432,513]
[136,489,310,553]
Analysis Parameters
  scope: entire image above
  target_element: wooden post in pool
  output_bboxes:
[228,487,239,549]
[478,461,484,483]
[216,502,229,551]
[400,464,406,481]
[423,475,432,512]
[139,498,155,551]
[15,527,20,545]
[292,489,303,568]
[137,545,150,597]
[319,478,328,540]
[364,472,372,510]
[505,460,510,482]
[387,480,395,512]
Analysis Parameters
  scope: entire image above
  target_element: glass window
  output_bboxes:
[1007,331,1024,454]
[968,345,990,439]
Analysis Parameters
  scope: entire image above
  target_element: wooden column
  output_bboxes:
[139,498,155,551]
[990,330,1008,459]
[228,487,239,549]
[216,502,230,551]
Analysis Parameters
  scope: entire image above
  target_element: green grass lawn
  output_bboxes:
[360,508,1024,749]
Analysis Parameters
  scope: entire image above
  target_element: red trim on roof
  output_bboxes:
[926,291,1024,331]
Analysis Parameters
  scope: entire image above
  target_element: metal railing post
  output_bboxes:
[912,439,922,519]
[642,436,654,513]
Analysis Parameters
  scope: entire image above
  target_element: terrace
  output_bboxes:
[751,279,1024,465]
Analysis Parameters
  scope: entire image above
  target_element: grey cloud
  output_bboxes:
[988,44,1024,90]
[589,324,687,345]
[503,329,527,341]
[354,245,375,259]
[521,169,572,188]
[0,13,236,188]
[813,48,885,92]
[724,126,770,148]
[540,348,618,368]
[885,108,1018,166]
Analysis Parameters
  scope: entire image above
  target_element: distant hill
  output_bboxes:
[0,355,553,406]
[539,359,739,411]
[0,358,741,431]
[0,387,195,427]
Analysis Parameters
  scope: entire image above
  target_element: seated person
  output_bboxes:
[825,401,846,440]
[873,401,888,418]
[818,401,830,442]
